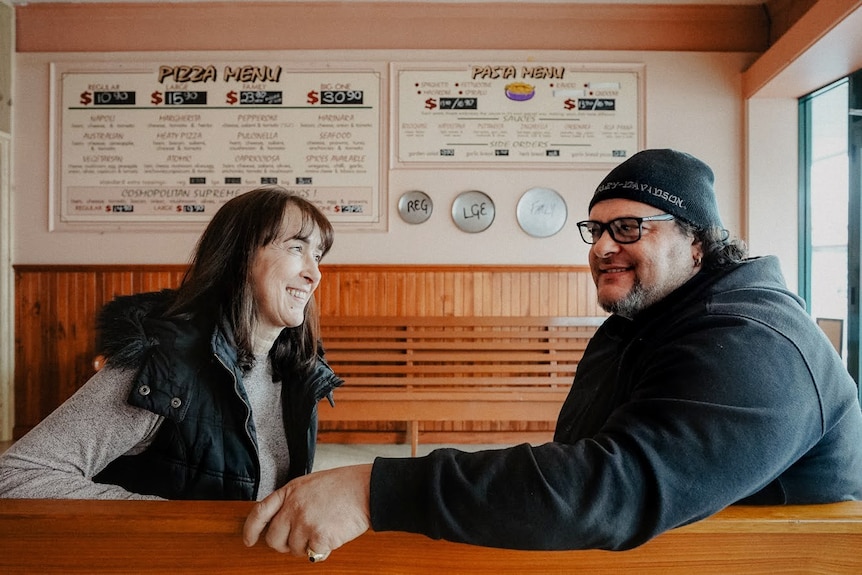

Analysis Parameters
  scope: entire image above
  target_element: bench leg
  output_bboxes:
[407,421,419,457]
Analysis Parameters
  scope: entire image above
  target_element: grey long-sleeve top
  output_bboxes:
[0,356,287,499]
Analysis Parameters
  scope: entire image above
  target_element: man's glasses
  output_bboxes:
[576,214,676,244]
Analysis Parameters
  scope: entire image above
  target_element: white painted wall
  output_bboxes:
[745,97,800,292]
[0,0,13,440]
[13,49,757,266]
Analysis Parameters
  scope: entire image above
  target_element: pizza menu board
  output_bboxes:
[394,63,642,166]
[52,61,384,229]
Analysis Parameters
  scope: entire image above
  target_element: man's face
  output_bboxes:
[587,198,703,318]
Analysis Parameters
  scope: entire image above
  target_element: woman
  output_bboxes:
[0,186,342,500]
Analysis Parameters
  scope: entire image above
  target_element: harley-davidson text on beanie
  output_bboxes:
[588,148,724,230]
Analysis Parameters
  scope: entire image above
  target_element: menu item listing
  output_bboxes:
[395,62,642,165]
[53,61,384,228]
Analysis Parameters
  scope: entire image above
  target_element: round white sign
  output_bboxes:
[451,190,495,233]
[516,187,568,238]
[398,190,433,224]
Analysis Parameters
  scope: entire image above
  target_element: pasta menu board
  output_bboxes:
[394,63,642,166]
[52,62,384,228]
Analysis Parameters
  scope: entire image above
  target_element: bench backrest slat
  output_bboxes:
[321,316,599,390]
[321,316,608,327]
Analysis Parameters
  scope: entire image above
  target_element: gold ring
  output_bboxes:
[307,547,326,563]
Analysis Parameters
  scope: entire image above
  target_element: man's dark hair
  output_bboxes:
[677,220,749,270]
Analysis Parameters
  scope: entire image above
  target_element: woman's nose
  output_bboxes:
[303,256,321,285]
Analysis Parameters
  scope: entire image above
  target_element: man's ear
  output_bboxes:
[691,238,704,263]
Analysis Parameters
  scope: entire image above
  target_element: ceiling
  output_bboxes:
[13,0,856,99]
[8,0,768,4]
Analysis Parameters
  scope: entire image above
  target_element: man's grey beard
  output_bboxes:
[600,280,652,319]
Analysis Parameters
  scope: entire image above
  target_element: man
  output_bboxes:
[243,149,862,561]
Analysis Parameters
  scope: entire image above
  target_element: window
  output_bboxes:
[800,70,862,392]
[800,80,849,359]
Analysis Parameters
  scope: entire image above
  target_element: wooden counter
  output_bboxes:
[2,499,861,574]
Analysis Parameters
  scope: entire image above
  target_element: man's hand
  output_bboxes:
[243,463,373,561]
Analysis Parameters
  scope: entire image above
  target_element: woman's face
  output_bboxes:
[249,205,323,351]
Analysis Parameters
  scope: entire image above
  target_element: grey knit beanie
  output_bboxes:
[589,149,724,230]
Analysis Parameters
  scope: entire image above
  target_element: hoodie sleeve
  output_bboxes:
[369,312,862,550]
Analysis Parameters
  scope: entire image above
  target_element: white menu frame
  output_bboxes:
[50,60,387,231]
[392,61,644,168]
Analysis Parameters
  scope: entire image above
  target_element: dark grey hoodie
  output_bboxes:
[370,256,862,550]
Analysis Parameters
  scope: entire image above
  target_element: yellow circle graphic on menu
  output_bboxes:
[505,82,535,101]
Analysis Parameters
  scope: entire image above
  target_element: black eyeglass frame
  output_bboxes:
[576,214,676,244]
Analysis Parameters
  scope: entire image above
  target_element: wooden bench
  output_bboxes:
[318,316,605,455]
[2,499,861,573]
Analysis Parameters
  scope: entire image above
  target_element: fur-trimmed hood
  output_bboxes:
[96,289,181,371]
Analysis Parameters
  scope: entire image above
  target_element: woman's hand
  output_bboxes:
[243,463,373,561]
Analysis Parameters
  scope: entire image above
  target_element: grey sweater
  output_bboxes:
[0,356,287,499]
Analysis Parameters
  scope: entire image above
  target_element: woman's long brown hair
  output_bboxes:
[167,186,335,374]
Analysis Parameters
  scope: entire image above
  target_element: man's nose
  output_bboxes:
[592,226,621,256]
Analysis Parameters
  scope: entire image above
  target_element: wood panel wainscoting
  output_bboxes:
[13,264,602,442]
